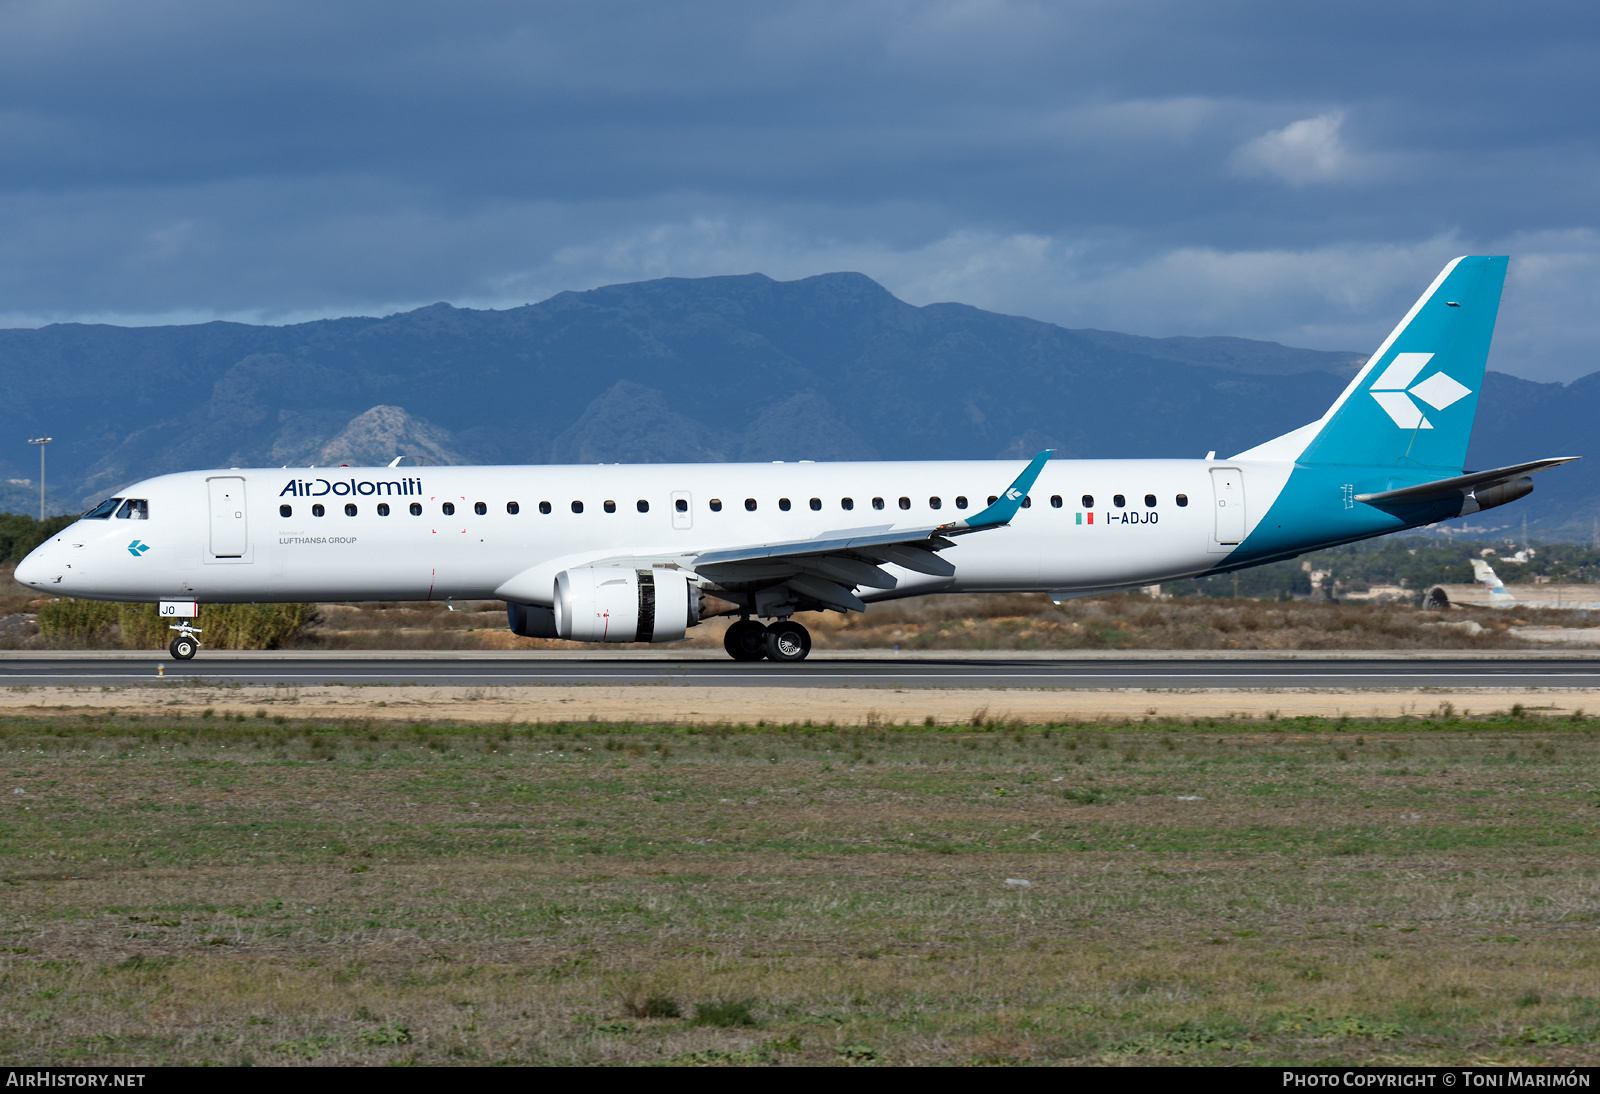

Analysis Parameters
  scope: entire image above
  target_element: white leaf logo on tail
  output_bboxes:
[1368,352,1473,430]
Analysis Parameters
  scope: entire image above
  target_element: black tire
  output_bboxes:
[763,620,811,663]
[723,619,767,661]
[169,636,197,660]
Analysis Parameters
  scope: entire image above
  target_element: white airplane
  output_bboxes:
[1469,558,1518,604]
[14,256,1577,662]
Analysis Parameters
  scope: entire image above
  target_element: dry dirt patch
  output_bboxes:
[4,682,1600,725]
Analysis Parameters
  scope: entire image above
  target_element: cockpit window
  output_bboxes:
[82,497,122,519]
[115,499,148,520]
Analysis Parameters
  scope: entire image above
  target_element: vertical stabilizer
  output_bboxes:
[1470,558,1516,604]
[1234,256,1508,471]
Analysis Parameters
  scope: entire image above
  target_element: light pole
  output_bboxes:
[26,437,51,521]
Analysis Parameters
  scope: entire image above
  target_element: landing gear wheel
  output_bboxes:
[763,620,812,663]
[169,636,197,660]
[723,619,768,662]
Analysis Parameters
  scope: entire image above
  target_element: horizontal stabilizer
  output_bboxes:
[1354,457,1578,505]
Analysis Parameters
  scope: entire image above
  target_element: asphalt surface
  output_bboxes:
[4,653,1600,689]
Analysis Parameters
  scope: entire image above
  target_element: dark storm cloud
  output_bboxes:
[0,0,1597,378]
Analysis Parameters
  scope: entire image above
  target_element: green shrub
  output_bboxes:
[624,993,681,1019]
[35,599,120,641]
[0,512,75,564]
[38,599,314,650]
[692,999,758,1027]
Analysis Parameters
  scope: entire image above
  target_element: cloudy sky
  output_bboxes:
[1,0,1597,380]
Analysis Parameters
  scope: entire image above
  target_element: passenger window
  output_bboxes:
[779,498,791,511]
[675,499,688,513]
[1082,494,1094,508]
[987,495,997,506]
[442,502,455,516]
[1050,495,1062,508]
[377,503,390,516]
[116,499,148,519]
[956,496,968,509]
[1144,494,1157,508]
[710,499,723,512]
[538,501,551,514]
[82,497,121,519]
[841,497,854,510]
[872,497,885,510]
[1113,495,1126,508]
[604,500,616,513]
[571,501,584,514]
[312,504,325,517]
[898,497,910,510]
[475,501,487,515]
[929,496,941,509]
[637,500,649,513]
[809,498,821,511]
[345,503,357,516]
[1176,494,1188,507]
[744,498,757,511]
[1022,496,1032,508]
[279,504,292,518]
[507,501,520,514]
[410,502,423,516]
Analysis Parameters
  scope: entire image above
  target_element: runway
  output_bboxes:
[4,652,1600,690]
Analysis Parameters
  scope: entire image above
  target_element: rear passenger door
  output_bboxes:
[1209,467,1245,550]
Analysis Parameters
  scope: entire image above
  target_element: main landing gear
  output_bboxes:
[723,618,812,662]
[168,620,202,660]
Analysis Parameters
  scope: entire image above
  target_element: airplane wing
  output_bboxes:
[688,450,1052,612]
[1354,457,1578,505]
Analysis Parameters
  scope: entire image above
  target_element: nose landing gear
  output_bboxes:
[168,620,202,660]
[722,618,812,662]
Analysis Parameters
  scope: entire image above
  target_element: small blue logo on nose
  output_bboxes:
[127,540,149,557]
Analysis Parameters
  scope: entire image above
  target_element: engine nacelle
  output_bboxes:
[552,567,701,643]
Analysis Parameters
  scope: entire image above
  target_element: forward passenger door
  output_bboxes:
[207,477,249,559]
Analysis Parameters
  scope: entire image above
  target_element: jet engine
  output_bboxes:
[545,567,701,643]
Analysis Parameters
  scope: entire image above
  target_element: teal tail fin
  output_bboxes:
[1235,255,1508,472]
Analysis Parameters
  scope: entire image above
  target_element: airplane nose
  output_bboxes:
[13,544,53,589]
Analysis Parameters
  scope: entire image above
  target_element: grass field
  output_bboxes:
[2,710,1599,1066]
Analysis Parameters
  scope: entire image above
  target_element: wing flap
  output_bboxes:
[862,543,956,577]
[788,574,867,613]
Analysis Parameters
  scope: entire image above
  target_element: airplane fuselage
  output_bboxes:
[19,456,1426,607]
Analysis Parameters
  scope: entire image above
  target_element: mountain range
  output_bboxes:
[0,271,1593,540]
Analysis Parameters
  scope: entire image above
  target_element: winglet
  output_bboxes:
[939,450,1053,534]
